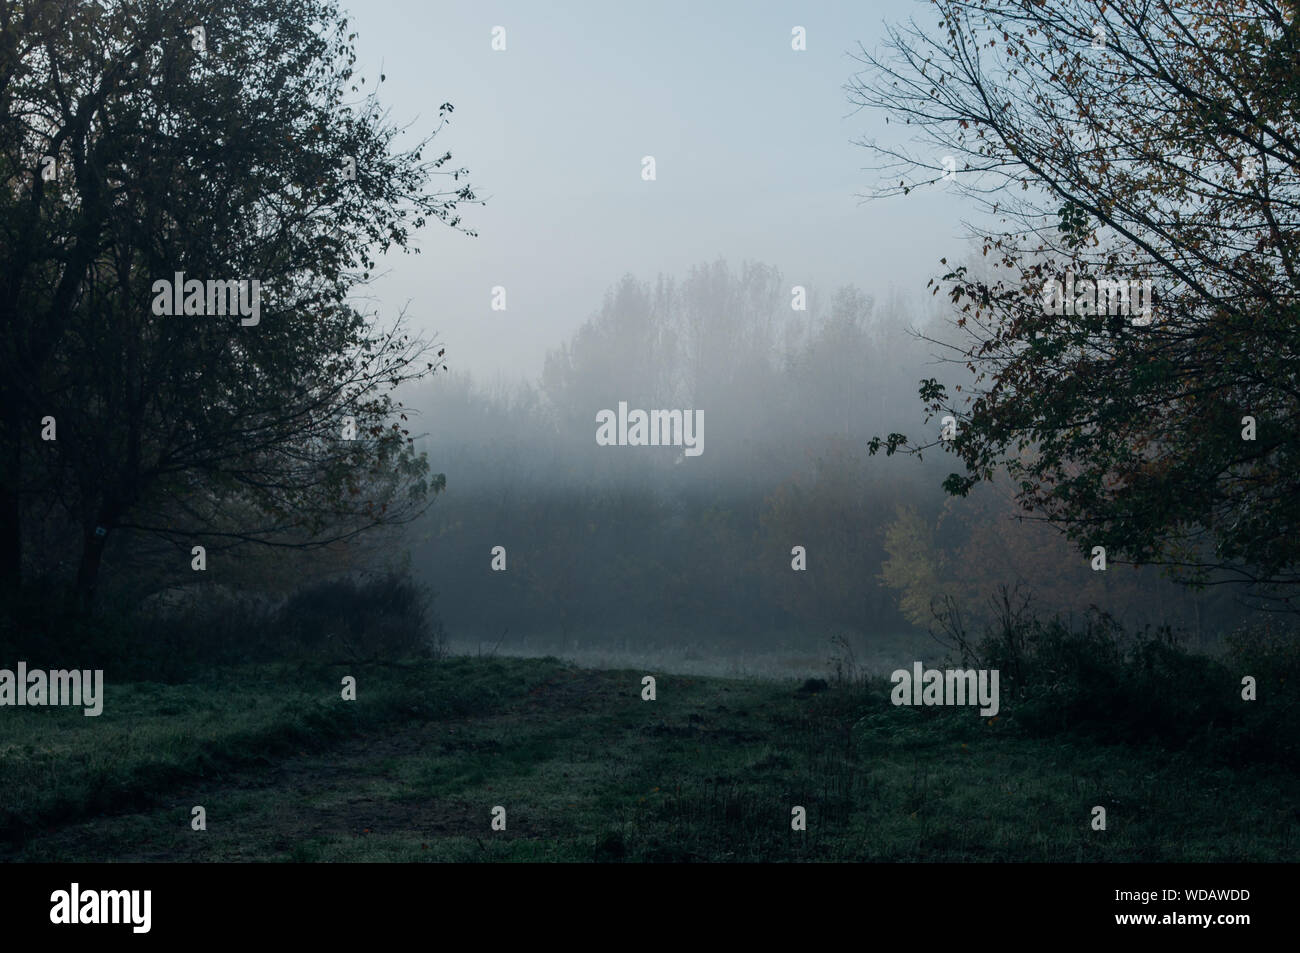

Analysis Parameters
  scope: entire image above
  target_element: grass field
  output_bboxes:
[1,655,1295,862]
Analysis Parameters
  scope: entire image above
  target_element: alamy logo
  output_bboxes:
[151,272,261,326]
[1041,270,1153,326]
[0,662,103,716]
[50,883,151,933]
[890,662,1000,717]
[595,401,703,457]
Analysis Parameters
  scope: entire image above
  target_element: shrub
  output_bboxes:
[276,571,446,662]
[0,569,446,679]
[931,586,1298,768]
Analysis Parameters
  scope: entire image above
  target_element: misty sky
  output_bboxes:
[348,0,977,383]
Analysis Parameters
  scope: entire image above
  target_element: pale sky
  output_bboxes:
[348,0,974,383]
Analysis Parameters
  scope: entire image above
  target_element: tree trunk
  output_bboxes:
[0,486,18,590]
[0,415,20,592]
[0,505,18,593]
[74,526,107,610]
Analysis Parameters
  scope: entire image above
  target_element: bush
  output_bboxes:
[276,571,446,662]
[932,587,1299,768]
[0,569,446,680]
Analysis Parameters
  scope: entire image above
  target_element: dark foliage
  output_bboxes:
[935,589,1299,768]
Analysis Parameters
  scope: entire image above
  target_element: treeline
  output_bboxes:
[408,259,1255,651]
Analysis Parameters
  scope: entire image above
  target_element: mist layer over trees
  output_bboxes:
[408,258,1252,659]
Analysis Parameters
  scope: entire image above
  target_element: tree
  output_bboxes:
[0,0,476,604]
[760,441,886,632]
[880,476,1221,636]
[851,0,1300,603]
[878,503,951,629]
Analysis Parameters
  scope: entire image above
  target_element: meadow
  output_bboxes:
[2,647,1294,862]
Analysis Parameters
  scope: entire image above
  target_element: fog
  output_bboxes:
[400,257,1249,677]
[348,0,963,383]
[323,1,1261,676]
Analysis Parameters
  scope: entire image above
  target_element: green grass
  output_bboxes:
[0,657,560,845]
[1,657,1294,861]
